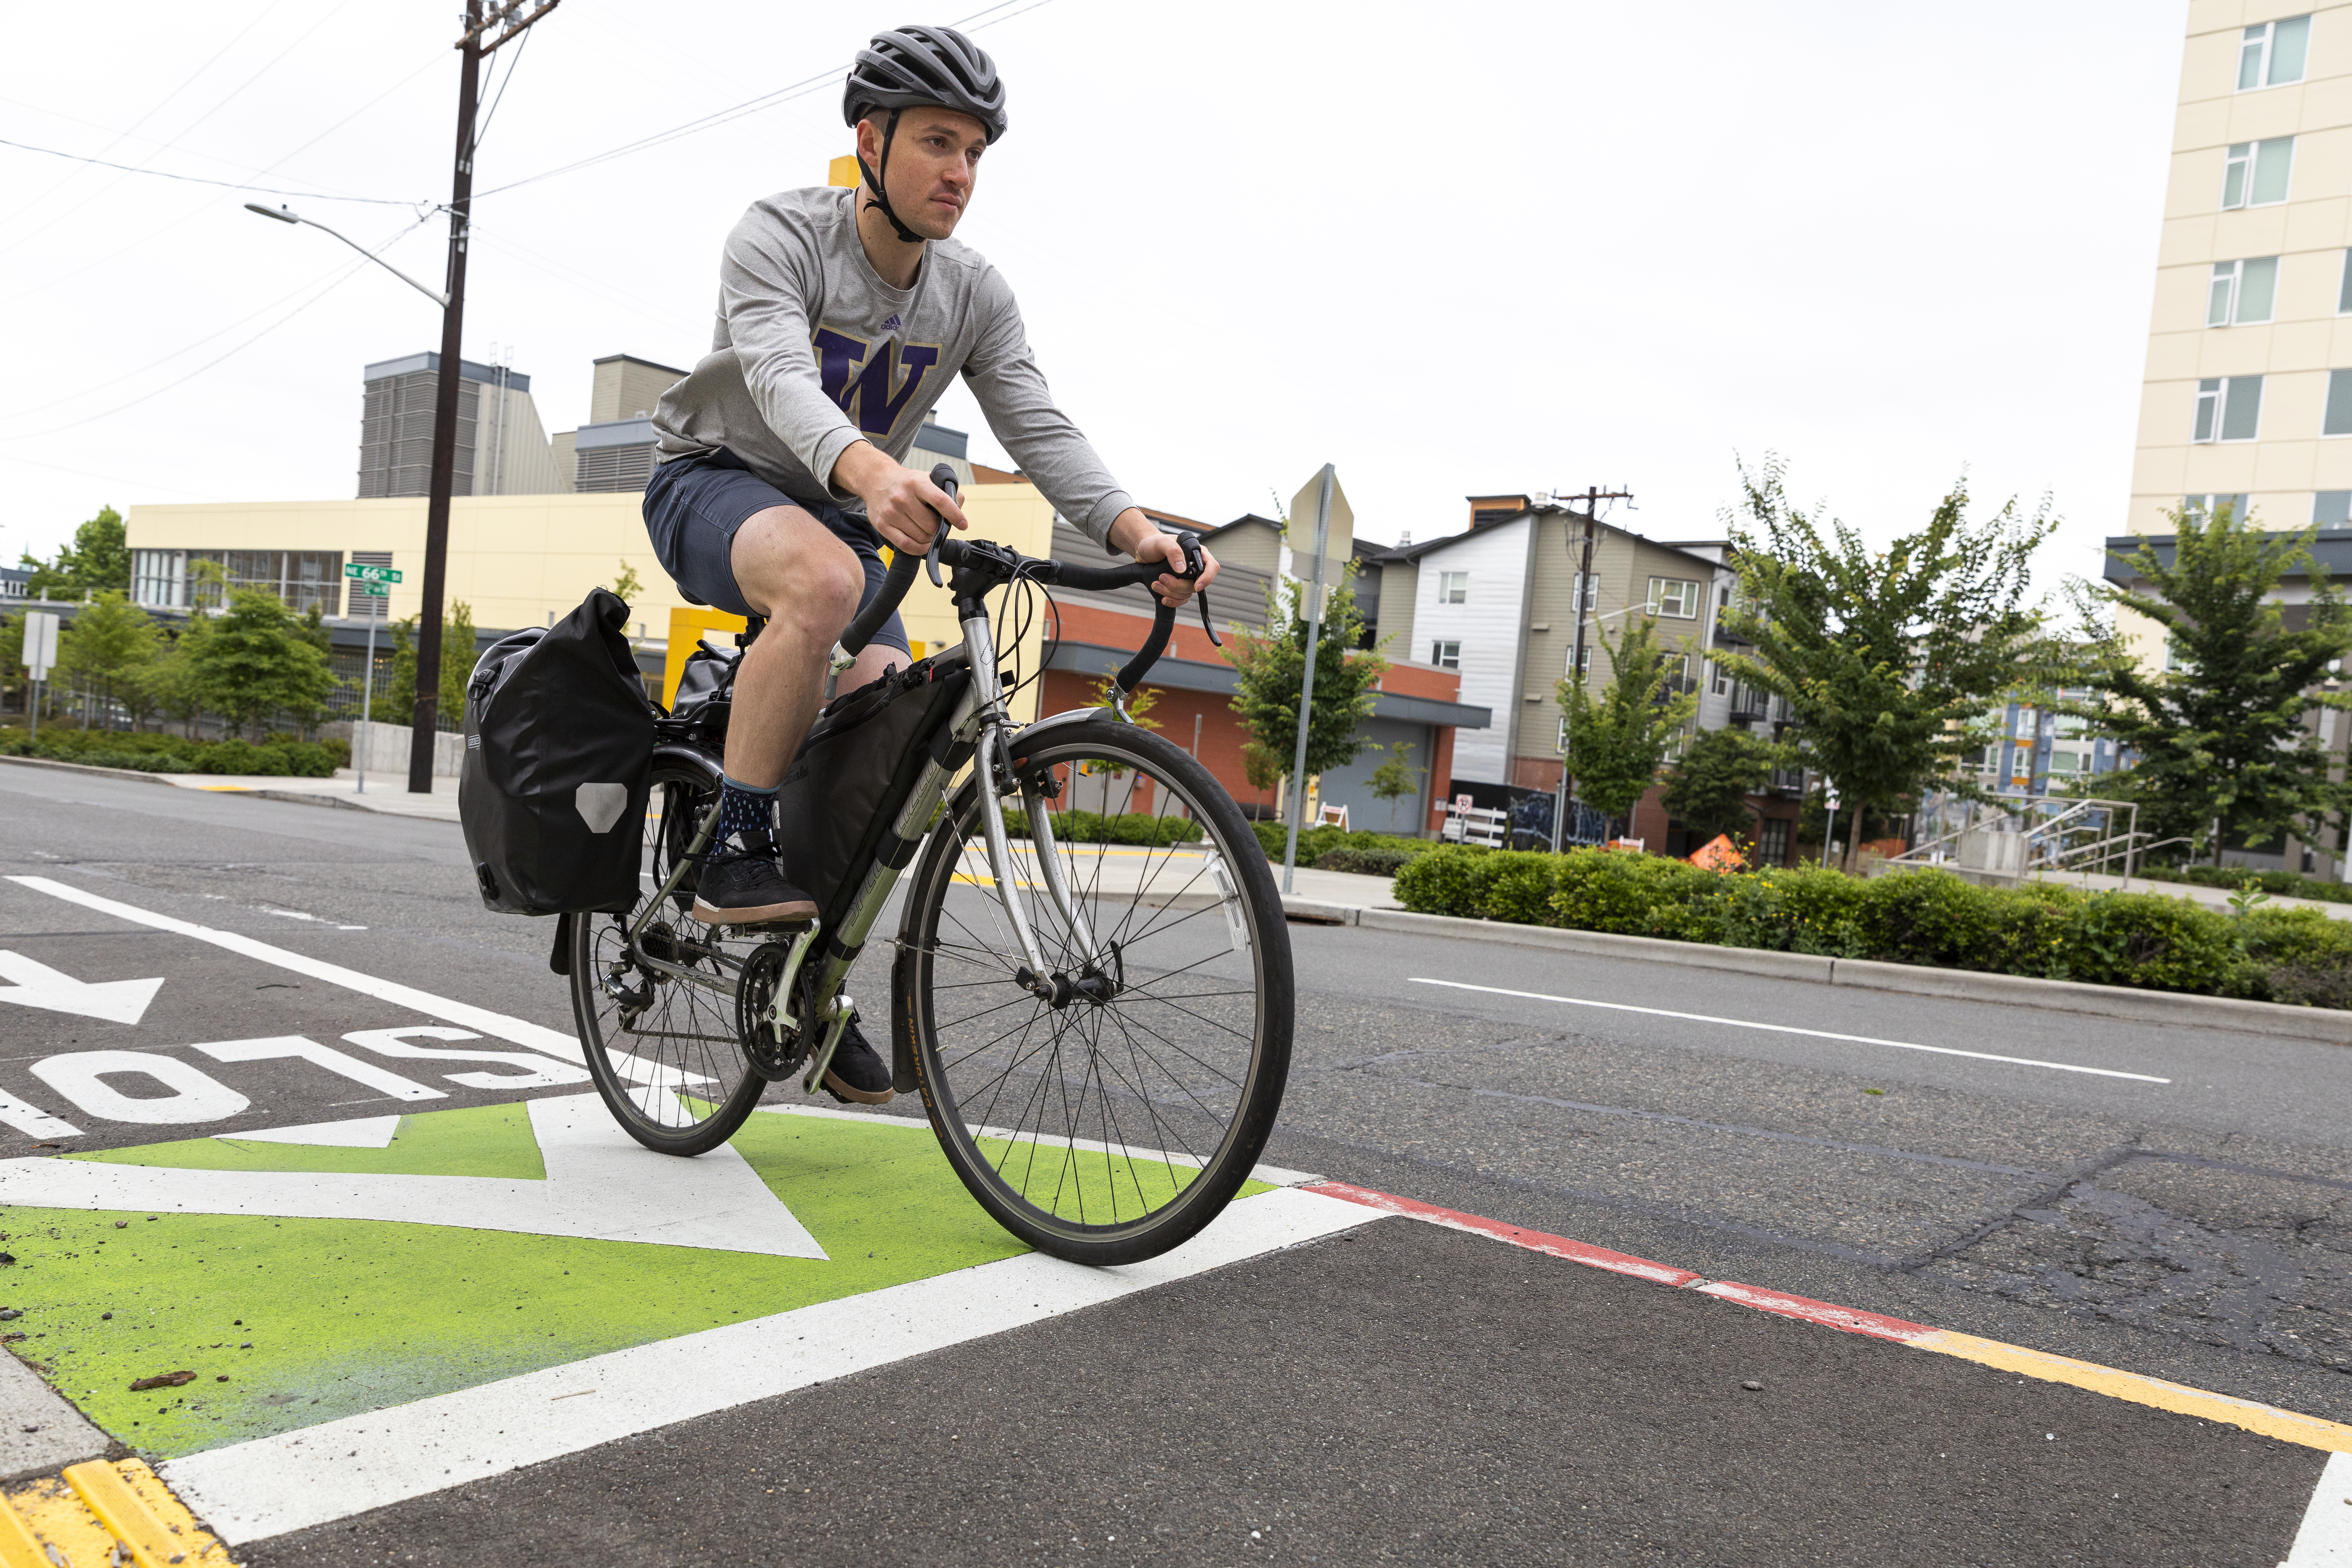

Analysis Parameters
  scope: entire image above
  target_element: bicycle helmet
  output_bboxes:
[842,25,1007,242]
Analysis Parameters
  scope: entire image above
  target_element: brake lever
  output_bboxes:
[1169,530,1221,645]
[1198,592,1221,648]
[924,516,949,587]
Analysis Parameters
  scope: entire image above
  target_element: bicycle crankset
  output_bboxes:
[735,928,822,1082]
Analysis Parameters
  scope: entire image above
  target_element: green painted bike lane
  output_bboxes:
[1,1105,1052,1459]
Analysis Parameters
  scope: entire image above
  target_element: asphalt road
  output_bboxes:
[0,761,2344,1562]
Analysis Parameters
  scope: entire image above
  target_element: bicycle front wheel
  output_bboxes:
[569,750,767,1156]
[899,714,1294,1264]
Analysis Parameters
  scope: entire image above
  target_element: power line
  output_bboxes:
[474,0,1051,199]
[0,0,294,231]
[470,23,534,153]
[0,136,426,207]
[0,0,364,259]
[2,47,449,305]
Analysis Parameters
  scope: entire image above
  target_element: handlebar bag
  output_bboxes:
[459,587,655,915]
[775,652,971,922]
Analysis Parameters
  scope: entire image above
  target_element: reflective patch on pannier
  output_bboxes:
[575,782,630,833]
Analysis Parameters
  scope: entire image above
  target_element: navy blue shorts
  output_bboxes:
[642,447,910,655]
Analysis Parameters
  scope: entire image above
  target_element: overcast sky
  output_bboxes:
[1,1,2184,597]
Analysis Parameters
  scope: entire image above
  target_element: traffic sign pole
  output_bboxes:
[21,610,59,745]
[343,564,404,796]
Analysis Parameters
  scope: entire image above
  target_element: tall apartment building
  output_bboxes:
[2129,5,2352,538]
[357,353,563,498]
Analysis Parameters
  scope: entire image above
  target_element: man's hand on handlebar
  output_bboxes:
[834,441,969,556]
[1109,508,1220,607]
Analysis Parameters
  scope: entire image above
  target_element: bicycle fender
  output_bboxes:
[890,940,919,1095]
[1002,706,1105,763]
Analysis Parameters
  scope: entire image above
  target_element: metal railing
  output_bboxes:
[1893,791,2151,882]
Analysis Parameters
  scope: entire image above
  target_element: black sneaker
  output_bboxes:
[820,1019,895,1105]
[691,842,817,927]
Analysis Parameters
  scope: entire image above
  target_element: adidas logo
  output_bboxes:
[881,313,902,331]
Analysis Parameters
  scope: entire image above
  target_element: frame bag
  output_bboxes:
[460,588,654,915]
[775,654,971,920]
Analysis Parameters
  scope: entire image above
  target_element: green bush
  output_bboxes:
[2136,863,2352,906]
[1313,847,1420,876]
[0,728,342,777]
[1250,820,1432,867]
[1392,849,2352,1008]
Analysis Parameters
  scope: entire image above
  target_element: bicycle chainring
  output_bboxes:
[735,938,809,1082]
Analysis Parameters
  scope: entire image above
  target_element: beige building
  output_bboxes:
[2130,4,2352,538]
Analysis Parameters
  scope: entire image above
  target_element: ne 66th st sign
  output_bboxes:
[344,563,403,585]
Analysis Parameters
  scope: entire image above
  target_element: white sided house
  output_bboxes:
[1401,515,1538,786]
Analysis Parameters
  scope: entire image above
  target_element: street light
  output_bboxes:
[243,203,449,309]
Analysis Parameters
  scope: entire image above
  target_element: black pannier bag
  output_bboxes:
[460,588,655,915]
[775,653,972,920]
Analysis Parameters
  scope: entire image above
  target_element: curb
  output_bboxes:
[1340,905,2352,1044]
[1306,1179,2352,1455]
[0,753,177,787]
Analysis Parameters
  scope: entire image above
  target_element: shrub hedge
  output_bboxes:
[0,729,347,778]
[1392,846,2352,1008]
[996,807,1202,847]
[2136,862,2352,907]
[1247,821,1433,869]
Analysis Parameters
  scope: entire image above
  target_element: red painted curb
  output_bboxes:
[1304,1180,1704,1288]
[1694,1281,1935,1343]
[1304,1180,1935,1343]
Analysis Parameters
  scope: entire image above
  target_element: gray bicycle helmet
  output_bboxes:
[843,25,1007,242]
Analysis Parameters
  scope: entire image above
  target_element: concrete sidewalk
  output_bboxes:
[160,769,460,821]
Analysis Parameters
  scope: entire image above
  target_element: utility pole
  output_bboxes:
[1551,485,1634,852]
[408,0,560,792]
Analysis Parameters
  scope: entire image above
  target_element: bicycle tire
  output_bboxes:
[899,714,1294,1264]
[570,749,767,1156]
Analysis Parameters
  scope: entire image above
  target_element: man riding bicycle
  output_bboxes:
[642,24,1216,1104]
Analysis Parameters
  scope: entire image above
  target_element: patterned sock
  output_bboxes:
[717,775,779,849]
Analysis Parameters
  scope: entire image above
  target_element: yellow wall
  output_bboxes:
[128,480,1061,723]
[124,494,681,640]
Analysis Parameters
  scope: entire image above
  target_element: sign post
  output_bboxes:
[1280,465,1355,895]
[343,563,403,794]
[21,610,58,744]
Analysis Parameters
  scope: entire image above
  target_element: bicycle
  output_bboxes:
[564,468,1294,1265]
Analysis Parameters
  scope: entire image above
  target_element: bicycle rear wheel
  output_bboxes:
[899,714,1293,1264]
[569,750,767,1155]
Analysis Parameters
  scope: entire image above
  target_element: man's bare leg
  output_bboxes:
[719,504,868,788]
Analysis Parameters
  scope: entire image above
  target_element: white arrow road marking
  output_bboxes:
[219,1115,402,1148]
[0,950,164,1026]
[4,877,684,1089]
[0,1094,827,1259]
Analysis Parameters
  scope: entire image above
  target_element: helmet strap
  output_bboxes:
[856,108,925,245]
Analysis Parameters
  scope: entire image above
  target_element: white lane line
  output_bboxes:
[2284,1450,2352,1564]
[1407,978,2172,1084]
[161,1185,1382,1545]
[6,875,585,1066]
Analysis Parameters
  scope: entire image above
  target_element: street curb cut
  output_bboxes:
[1337,905,2352,1045]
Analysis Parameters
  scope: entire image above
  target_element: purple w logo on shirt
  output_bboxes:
[812,328,942,438]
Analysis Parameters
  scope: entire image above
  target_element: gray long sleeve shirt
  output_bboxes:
[652,185,1135,545]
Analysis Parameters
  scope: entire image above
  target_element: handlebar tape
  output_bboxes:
[838,463,960,657]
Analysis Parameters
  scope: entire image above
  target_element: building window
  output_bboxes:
[131,549,186,609]
[1556,715,1569,753]
[1569,572,1599,615]
[2208,257,2279,325]
[1430,639,1461,670]
[2222,137,2294,209]
[2193,375,2262,442]
[2325,370,2352,437]
[1757,817,1791,866]
[2184,493,2249,522]
[1437,570,1467,604]
[2316,492,2352,527]
[1566,643,1593,677]
[2240,15,2311,90]
[1646,577,1700,618]
[1711,660,1731,697]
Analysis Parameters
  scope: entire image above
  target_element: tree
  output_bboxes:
[1556,611,1699,824]
[55,592,162,731]
[1366,739,1425,832]
[190,588,336,739]
[2077,503,2352,863]
[1224,572,1388,799]
[1661,725,1783,845]
[20,506,130,601]
[612,561,644,601]
[380,602,475,732]
[1716,457,2064,872]
[1239,739,1282,815]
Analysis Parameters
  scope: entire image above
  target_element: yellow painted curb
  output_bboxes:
[1914,1329,2352,1453]
[65,1459,233,1567]
[7,1472,126,1568]
[0,1496,48,1568]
